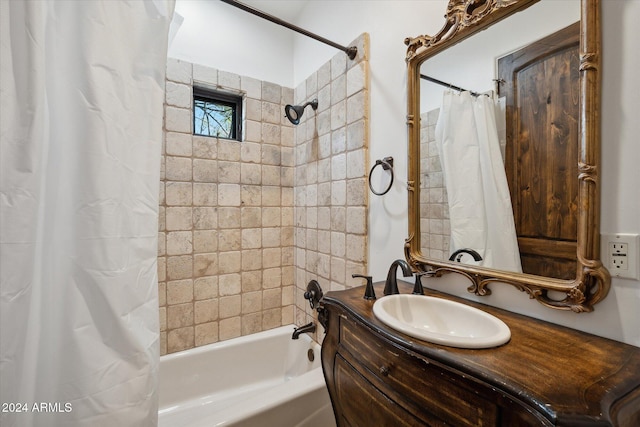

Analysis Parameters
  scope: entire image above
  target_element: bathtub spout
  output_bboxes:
[292,322,316,339]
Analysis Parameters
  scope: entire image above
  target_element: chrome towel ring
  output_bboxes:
[368,156,394,196]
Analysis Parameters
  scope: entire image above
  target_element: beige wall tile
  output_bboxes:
[191,251,217,277]
[167,231,193,256]
[262,165,280,186]
[195,299,218,324]
[242,291,262,314]
[219,295,241,318]
[346,178,367,206]
[262,248,281,269]
[262,81,281,103]
[219,273,241,296]
[241,163,262,185]
[193,159,217,183]
[218,229,241,252]
[241,249,262,271]
[218,184,241,206]
[167,303,193,329]
[218,251,241,274]
[166,81,191,109]
[262,123,281,145]
[219,317,241,341]
[193,207,218,229]
[194,276,218,300]
[241,207,262,228]
[262,101,281,124]
[195,322,218,346]
[218,161,241,183]
[262,308,281,330]
[166,155,192,184]
[263,288,281,310]
[241,270,262,292]
[241,75,261,99]
[160,332,167,356]
[240,141,262,164]
[159,307,167,333]
[158,256,167,282]
[166,58,192,84]
[262,186,280,206]
[165,207,193,231]
[217,141,240,161]
[263,268,282,289]
[193,183,217,206]
[193,64,217,85]
[241,313,262,336]
[165,106,191,134]
[166,132,192,156]
[167,326,194,353]
[218,70,240,90]
[193,137,217,159]
[167,279,193,305]
[217,207,241,229]
[167,255,193,280]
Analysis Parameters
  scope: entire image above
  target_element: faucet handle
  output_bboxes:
[352,274,376,300]
[304,280,324,309]
[413,271,437,295]
[412,274,424,295]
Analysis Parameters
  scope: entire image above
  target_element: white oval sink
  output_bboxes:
[372,294,510,349]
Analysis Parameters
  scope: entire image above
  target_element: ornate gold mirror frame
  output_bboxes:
[404,0,610,312]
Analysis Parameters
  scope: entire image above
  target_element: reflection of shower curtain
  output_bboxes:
[0,2,174,426]
[435,92,522,273]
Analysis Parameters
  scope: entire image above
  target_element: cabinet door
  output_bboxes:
[334,355,436,427]
[339,316,497,426]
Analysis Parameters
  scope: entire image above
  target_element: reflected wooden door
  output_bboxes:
[498,22,580,280]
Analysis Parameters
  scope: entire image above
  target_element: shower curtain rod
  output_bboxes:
[220,0,357,59]
[420,74,480,97]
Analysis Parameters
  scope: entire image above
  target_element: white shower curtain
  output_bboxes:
[0,1,174,426]
[435,92,522,273]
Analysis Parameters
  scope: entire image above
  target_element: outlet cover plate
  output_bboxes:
[602,233,639,280]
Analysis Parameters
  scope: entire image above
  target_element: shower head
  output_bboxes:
[284,98,318,125]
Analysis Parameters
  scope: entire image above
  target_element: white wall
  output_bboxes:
[168,0,640,346]
[169,1,294,86]
[292,1,447,285]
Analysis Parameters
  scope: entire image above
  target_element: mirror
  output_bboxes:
[404,0,610,312]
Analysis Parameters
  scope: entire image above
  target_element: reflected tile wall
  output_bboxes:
[420,108,451,261]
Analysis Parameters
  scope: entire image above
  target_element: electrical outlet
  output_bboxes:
[609,242,628,270]
[602,233,639,280]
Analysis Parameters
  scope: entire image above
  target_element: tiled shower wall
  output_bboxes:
[293,34,370,330]
[159,59,296,354]
[158,33,370,354]
[420,109,450,261]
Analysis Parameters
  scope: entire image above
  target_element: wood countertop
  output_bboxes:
[320,281,640,425]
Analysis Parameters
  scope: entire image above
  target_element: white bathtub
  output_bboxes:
[158,325,336,427]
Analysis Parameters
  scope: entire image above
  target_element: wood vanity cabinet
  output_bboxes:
[319,282,640,426]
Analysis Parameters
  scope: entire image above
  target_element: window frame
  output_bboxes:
[192,87,243,141]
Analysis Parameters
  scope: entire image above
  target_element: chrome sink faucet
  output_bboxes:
[384,259,413,295]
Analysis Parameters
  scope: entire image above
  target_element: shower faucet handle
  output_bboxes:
[304,280,323,309]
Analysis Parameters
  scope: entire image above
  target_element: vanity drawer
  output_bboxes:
[338,316,498,427]
[335,354,427,427]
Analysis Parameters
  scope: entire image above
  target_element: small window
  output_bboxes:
[193,88,242,141]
